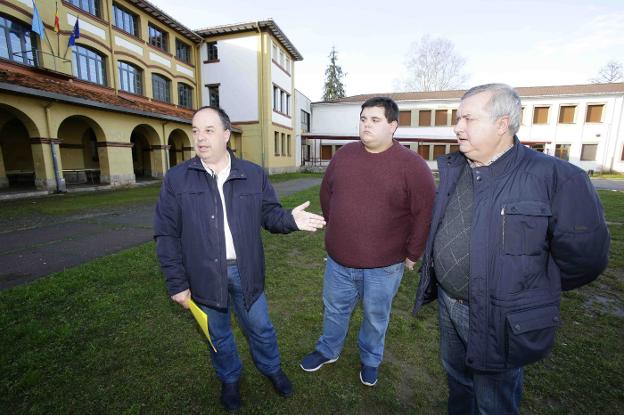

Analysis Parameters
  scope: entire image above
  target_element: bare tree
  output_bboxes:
[399,35,469,92]
[591,60,623,83]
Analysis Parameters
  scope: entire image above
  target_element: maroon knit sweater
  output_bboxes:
[320,140,435,268]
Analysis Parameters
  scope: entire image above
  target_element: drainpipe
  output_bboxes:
[255,22,266,169]
[162,121,170,172]
[44,102,64,193]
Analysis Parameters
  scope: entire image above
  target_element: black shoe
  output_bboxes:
[266,369,293,397]
[220,381,241,412]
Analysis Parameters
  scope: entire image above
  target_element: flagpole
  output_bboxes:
[56,2,60,62]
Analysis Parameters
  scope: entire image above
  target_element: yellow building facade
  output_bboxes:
[0,0,203,191]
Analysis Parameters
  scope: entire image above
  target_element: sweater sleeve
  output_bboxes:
[320,159,334,222]
[405,155,436,262]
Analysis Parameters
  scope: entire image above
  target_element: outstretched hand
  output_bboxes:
[292,201,326,232]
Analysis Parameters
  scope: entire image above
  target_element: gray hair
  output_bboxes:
[462,83,522,136]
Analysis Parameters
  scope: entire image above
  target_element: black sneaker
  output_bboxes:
[266,368,293,397]
[220,381,241,412]
[300,351,339,372]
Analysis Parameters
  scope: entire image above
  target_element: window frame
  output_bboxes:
[0,14,38,66]
[148,24,168,52]
[533,106,550,125]
[585,104,604,123]
[152,73,171,103]
[118,60,143,95]
[67,0,100,17]
[558,105,576,124]
[175,39,191,64]
[206,84,220,107]
[112,3,139,37]
[177,82,193,109]
[580,144,598,161]
[72,44,107,86]
[205,42,218,63]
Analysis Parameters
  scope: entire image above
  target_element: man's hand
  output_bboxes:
[405,258,416,272]
[292,201,326,232]
[171,289,191,309]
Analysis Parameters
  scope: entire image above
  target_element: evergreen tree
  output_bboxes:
[323,46,346,101]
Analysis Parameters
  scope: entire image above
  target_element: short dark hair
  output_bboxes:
[193,106,231,131]
[360,97,399,123]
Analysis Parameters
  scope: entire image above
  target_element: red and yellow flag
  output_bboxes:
[54,2,60,32]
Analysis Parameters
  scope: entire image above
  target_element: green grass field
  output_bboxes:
[0,186,622,414]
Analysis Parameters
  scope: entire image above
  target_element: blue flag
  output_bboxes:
[31,1,45,40]
[68,18,80,46]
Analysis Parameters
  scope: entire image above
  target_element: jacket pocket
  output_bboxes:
[505,304,560,368]
[502,201,551,255]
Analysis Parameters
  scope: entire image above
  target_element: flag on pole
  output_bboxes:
[54,2,60,32]
[68,17,80,46]
[31,1,45,40]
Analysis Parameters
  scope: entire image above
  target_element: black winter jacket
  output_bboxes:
[154,154,298,310]
[413,138,610,371]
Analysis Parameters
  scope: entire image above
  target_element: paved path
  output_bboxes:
[0,178,322,290]
[590,178,624,191]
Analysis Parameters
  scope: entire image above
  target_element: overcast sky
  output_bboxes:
[148,0,624,101]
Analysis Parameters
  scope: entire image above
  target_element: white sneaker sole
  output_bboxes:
[359,371,377,386]
[300,357,339,372]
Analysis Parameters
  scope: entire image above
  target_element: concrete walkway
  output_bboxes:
[0,177,322,290]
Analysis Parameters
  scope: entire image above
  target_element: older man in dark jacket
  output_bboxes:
[413,84,610,415]
[154,106,325,412]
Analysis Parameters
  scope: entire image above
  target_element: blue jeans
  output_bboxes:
[199,264,281,383]
[315,256,404,367]
[438,288,523,415]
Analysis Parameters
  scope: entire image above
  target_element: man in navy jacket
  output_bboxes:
[413,84,609,414]
[154,106,325,412]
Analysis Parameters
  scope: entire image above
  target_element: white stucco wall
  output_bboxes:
[200,35,259,122]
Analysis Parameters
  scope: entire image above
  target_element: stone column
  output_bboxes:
[150,145,168,178]
[30,138,66,192]
[97,141,135,186]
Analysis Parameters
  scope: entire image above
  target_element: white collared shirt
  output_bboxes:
[201,155,237,260]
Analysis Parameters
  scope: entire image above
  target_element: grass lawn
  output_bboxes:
[1,188,623,414]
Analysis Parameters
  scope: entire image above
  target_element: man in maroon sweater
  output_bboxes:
[300,97,435,386]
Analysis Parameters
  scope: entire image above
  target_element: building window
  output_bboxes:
[118,61,142,94]
[580,144,598,161]
[433,144,446,158]
[554,144,570,161]
[207,84,219,107]
[417,144,430,160]
[0,15,37,66]
[398,111,411,127]
[273,85,290,116]
[206,42,218,62]
[533,107,549,124]
[72,45,106,85]
[287,134,292,156]
[178,83,193,109]
[449,144,460,153]
[148,25,168,51]
[586,104,604,123]
[272,43,278,59]
[274,131,280,156]
[621,145,624,161]
[558,105,576,124]
[451,109,457,126]
[152,73,171,102]
[435,110,448,126]
[419,110,432,126]
[175,39,191,64]
[68,0,100,17]
[301,110,310,132]
[113,3,138,36]
[281,133,287,156]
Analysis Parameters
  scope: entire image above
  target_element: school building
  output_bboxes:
[304,83,624,173]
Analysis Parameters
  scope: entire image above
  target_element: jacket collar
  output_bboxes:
[186,149,247,180]
[438,136,525,177]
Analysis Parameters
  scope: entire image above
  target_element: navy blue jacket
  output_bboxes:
[413,138,609,371]
[154,153,299,310]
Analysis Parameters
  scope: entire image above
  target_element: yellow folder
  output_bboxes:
[188,299,217,353]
